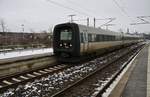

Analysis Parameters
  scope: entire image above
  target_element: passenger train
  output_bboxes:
[53,23,143,62]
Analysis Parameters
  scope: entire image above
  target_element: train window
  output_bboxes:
[80,33,83,43]
[88,34,92,42]
[109,36,113,41]
[84,33,87,42]
[101,35,103,41]
[111,36,114,41]
[91,34,96,42]
[106,35,108,41]
[96,35,99,42]
[60,29,72,40]
[95,35,115,41]
[111,36,115,41]
[107,35,110,41]
[103,35,107,41]
[115,36,121,41]
[98,35,101,41]
[125,37,129,40]
[101,35,104,41]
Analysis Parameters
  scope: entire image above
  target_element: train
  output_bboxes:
[53,22,143,62]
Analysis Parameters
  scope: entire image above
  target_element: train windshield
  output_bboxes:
[60,29,72,40]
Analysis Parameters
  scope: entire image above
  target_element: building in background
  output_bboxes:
[0,32,52,49]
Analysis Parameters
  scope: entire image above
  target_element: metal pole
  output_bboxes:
[21,24,24,32]
[87,18,89,26]
[94,18,96,28]
[68,14,76,23]
[21,24,24,47]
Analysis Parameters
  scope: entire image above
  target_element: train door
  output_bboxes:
[83,30,88,53]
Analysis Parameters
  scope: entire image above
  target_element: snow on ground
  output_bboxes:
[0,58,103,97]
[0,48,53,59]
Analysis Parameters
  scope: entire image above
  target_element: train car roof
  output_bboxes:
[54,22,142,38]
[77,24,142,38]
[77,24,122,36]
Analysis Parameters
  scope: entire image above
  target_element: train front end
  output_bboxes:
[53,23,80,62]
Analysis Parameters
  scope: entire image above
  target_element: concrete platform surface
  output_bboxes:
[108,43,150,97]
[122,45,148,97]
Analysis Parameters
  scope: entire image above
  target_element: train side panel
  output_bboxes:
[80,41,123,53]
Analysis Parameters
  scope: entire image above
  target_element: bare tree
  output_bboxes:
[48,26,52,33]
[0,19,6,32]
[30,29,35,33]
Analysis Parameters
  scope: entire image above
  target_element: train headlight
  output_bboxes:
[70,44,72,47]
[60,44,62,46]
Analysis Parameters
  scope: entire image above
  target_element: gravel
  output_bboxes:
[0,46,134,97]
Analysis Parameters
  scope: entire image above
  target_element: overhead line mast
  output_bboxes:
[93,18,116,29]
[130,16,150,25]
[68,14,76,23]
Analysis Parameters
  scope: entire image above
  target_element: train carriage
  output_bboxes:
[53,22,142,62]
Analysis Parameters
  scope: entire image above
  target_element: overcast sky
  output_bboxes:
[0,0,150,33]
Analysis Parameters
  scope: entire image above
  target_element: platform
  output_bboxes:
[108,43,150,97]
[0,48,53,59]
[0,48,53,64]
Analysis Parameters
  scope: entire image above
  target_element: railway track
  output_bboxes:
[0,64,68,93]
[51,44,144,97]
[0,43,144,97]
